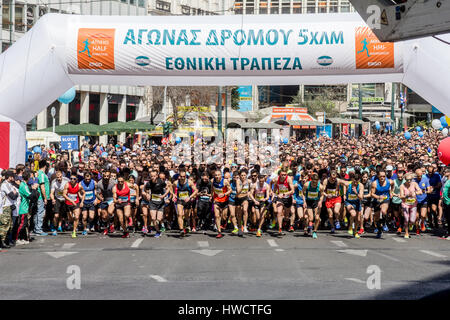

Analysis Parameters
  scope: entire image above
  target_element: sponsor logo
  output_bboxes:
[355,27,394,69]
[135,56,150,66]
[77,28,115,70]
[317,55,333,66]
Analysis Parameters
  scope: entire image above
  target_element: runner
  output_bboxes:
[399,173,422,238]
[343,172,364,238]
[236,169,250,234]
[173,170,197,238]
[63,173,85,238]
[212,170,231,239]
[147,170,169,238]
[249,174,270,237]
[96,170,116,235]
[196,171,213,232]
[414,168,432,235]
[112,174,132,238]
[302,173,324,239]
[323,170,343,233]
[80,171,97,234]
[128,174,140,232]
[273,168,294,237]
[371,170,392,239]
[49,169,69,235]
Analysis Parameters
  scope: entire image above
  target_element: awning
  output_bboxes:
[364,117,394,123]
[326,118,366,124]
[227,122,282,129]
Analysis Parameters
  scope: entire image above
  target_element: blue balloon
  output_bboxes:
[57,87,76,104]
[33,146,42,154]
[175,137,181,144]
[418,131,424,137]
[416,126,421,132]
[171,156,177,161]
[101,152,108,157]
[283,138,289,144]
[404,132,411,140]
[440,116,448,128]
[375,124,381,130]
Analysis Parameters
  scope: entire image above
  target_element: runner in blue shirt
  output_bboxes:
[414,168,432,235]
[425,164,441,229]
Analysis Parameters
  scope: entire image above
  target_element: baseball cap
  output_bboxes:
[386,165,394,171]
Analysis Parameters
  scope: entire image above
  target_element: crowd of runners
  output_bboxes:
[1,128,450,249]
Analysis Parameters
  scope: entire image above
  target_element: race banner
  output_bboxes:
[67,15,402,76]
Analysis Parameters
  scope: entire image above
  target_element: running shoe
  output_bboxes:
[404,234,410,239]
[376,231,382,239]
[231,227,239,235]
[191,227,197,233]
[354,233,360,239]
[256,229,262,237]
[142,227,148,234]
[244,226,249,233]
[128,218,133,227]
[160,227,166,233]
[52,230,57,236]
[344,217,348,227]
[269,220,277,229]
[121,232,130,238]
[288,225,294,232]
[383,224,389,232]
[409,224,414,232]
[71,231,77,238]
[109,224,115,234]
[216,233,224,239]
[421,222,426,232]
[154,232,162,238]
[90,226,95,232]
[374,228,379,234]
[57,226,63,232]
[358,228,364,235]
[312,231,318,239]
[330,227,335,234]
[102,228,108,235]
[347,228,353,235]
[304,230,309,236]
[335,221,341,230]
[82,230,88,236]
[180,229,186,237]
[397,227,402,234]
[416,228,420,236]
[278,228,283,237]
[50,226,56,232]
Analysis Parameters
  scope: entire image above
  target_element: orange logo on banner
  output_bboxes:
[355,27,394,69]
[77,28,115,70]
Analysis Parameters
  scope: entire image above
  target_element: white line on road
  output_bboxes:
[392,237,406,243]
[372,251,401,262]
[62,243,76,249]
[131,238,144,248]
[331,240,348,248]
[420,250,446,258]
[345,278,366,284]
[267,239,278,247]
[150,275,167,282]
[197,241,209,248]
[275,248,285,252]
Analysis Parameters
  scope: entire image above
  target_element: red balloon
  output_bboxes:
[438,137,450,165]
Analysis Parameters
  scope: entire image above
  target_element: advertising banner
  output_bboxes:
[67,15,402,76]
[237,86,253,111]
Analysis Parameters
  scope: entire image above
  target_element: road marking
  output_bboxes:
[191,249,223,257]
[337,249,368,257]
[331,240,348,248]
[372,251,400,262]
[345,278,366,284]
[150,275,167,282]
[267,239,278,247]
[420,250,446,258]
[197,241,209,248]
[62,243,76,249]
[275,248,285,252]
[45,252,78,259]
[131,238,144,248]
[39,238,45,243]
[392,237,406,243]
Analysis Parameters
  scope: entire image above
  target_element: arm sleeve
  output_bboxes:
[443,181,450,205]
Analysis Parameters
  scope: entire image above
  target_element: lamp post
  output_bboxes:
[51,106,56,133]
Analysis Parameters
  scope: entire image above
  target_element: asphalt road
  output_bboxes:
[0,229,449,300]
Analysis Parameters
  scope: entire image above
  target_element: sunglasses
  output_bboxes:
[70,177,77,181]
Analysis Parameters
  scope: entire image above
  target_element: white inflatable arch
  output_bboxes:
[0,13,449,168]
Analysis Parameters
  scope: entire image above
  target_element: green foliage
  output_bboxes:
[231,87,240,110]
[411,119,429,129]
[290,88,339,118]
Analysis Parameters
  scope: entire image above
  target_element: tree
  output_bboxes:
[290,87,340,118]
[230,86,240,110]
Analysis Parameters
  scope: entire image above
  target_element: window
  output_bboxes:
[329,0,338,12]
[191,7,197,15]
[293,0,302,13]
[156,0,171,12]
[305,85,347,101]
[121,0,127,3]
[340,0,350,12]
[234,0,243,14]
[281,0,290,14]
[181,5,191,15]
[138,0,145,8]
[15,4,25,32]
[306,0,316,13]
[198,9,204,15]
[27,6,35,29]
[271,0,279,14]
[246,0,254,14]
[2,1,11,31]
[130,0,135,5]
[318,0,327,13]
[259,1,268,14]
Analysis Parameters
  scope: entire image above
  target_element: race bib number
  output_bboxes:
[119,195,129,203]
[256,192,265,200]
[327,189,336,195]
[151,194,162,201]
[406,197,416,204]
[56,190,64,197]
[85,191,94,200]
[308,192,318,199]
[68,193,77,201]
[178,191,189,200]
[214,187,223,195]
[348,194,357,201]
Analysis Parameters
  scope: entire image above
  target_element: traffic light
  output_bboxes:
[163,122,173,137]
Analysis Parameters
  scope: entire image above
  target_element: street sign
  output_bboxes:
[50,107,56,117]
[61,135,78,150]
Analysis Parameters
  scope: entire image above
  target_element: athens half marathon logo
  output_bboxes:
[77,28,115,70]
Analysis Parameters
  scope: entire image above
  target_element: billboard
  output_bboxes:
[237,86,253,112]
